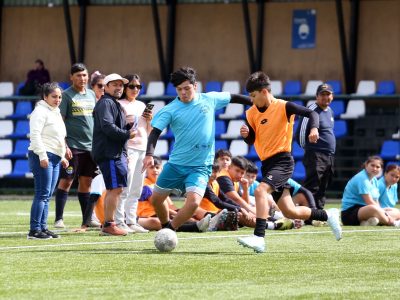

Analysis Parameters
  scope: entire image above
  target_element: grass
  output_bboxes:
[0,199,399,299]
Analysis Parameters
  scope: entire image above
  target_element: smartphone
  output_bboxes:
[144,103,154,114]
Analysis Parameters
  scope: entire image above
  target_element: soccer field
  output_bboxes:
[0,199,399,299]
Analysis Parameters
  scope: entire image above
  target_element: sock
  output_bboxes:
[161,221,175,231]
[177,222,199,232]
[55,189,68,221]
[265,222,275,230]
[82,194,99,226]
[254,218,267,237]
[78,192,90,222]
[104,221,114,227]
[204,212,216,218]
[309,209,328,222]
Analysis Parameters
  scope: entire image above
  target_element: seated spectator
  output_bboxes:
[20,59,51,96]
[215,149,232,172]
[378,164,400,220]
[288,178,317,209]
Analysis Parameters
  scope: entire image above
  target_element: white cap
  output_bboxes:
[104,73,129,85]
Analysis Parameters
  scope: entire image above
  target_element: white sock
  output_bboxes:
[266,222,275,230]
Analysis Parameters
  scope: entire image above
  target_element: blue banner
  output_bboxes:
[292,9,316,49]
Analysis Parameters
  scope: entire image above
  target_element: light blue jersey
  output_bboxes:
[288,178,301,195]
[341,169,379,211]
[152,92,230,166]
[248,180,260,196]
[378,176,398,208]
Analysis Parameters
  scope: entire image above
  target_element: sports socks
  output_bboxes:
[176,222,199,232]
[78,192,90,223]
[82,194,99,226]
[309,208,328,221]
[254,218,267,237]
[55,189,68,221]
[161,221,176,231]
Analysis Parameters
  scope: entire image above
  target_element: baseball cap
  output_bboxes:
[104,73,129,85]
[316,83,333,95]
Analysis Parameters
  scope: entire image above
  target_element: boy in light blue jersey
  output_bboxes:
[142,67,252,231]
[378,164,400,221]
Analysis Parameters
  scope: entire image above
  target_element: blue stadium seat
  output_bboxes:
[380,140,400,160]
[215,140,228,151]
[376,80,396,95]
[165,82,177,96]
[283,80,302,95]
[330,101,345,118]
[215,120,226,138]
[334,120,347,138]
[7,159,32,178]
[292,161,305,181]
[58,82,70,90]
[162,127,174,140]
[8,139,29,158]
[7,120,30,138]
[326,80,343,94]
[246,145,258,160]
[292,143,304,160]
[16,82,25,95]
[8,101,32,119]
[205,81,222,92]
[292,100,303,106]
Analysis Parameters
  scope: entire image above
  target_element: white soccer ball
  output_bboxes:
[154,228,178,252]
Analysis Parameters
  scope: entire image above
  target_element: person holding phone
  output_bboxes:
[115,74,152,233]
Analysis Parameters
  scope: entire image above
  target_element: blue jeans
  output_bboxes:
[29,151,61,231]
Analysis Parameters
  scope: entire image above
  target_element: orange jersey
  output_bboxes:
[246,98,294,161]
[137,177,156,218]
[199,181,220,213]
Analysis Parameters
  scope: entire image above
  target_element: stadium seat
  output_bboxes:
[0,82,14,97]
[0,120,14,137]
[215,120,226,138]
[229,140,248,157]
[392,129,400,140]
[380,140,400,160]
[330,100,345,118]
[7,120,30,138]
[376,80,396,95]
[0,101,14,118]
[8,139,29,158]
[291,100,303,106]
[292,161,306,181]
[340,100,366,119]
[354,80,376,95]
[0,139,13,157]
[205,81,222,92]
[215,140,228,151]
[196,81,203,93]
[0,159,12,177]
[147,100,165,115]
[162,127,174,140]
[221,120,244,139]
[292,142,304,160]
[58,82,70,90]
[219,103,244,120]
[165,82,177,96]
[222,81,240,94]
[246,145,258,160]
[154,140,169,158]
[283,80,302,95]
[334,120,348,138]
[304,80,323,96]
[145,81,165,97]
[270,80,283,95]
[7,159,33,178]
[326,80,343,94]
[16,82,25,95]
[8,101,32,119]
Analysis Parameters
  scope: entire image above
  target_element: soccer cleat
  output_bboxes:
[274,218,295,230]
[326,208,343,241]
[196,214,212,232]
[360,217,379,226]
[116,223,134,233]
[208,209,228,231]
[100,222,128,236]
[27,230,51,240]
[127,223,149,233]
[237,235,266,253]
[54,219,65,229]
[42,229,60,239]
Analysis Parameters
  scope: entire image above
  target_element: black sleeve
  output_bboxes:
[297,186,317,209]
[145,127,162,156]
[218,189,242,210]
[286,101,319,129]
[230,94,253,106]
[243,118,255,145]
[203,186,240,211]
[216,176,236,194]
[97,100,130,141]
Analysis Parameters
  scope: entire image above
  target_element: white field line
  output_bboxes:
[0,228,399,251]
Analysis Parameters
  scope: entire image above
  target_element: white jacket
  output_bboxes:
[28,100,66,161]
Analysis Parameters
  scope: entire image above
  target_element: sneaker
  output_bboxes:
[27,230,51,240]
[237,235,266,253]
[116,223,134,233]
[54,219,65,229]
[312,220,327,227]
[196,214,212,232]
[101,222,128,236]
[127,223,149,233]
[360,217,379,226]
[274,218,294,230]
[208,209,228,231]
[326,208,343,241]
[42,229,60,239]
[88,220,101,228]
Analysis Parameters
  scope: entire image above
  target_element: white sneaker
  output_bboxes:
[237,235,266,253]
[54,219,65,229]
[127,223,149,233]
[326,208,342,241]
[89,220,101,228]
[196,214,212,232]
[393,220,400,228]
[116,223,134,233]
[360,217,379,226]
[208,209,228,231]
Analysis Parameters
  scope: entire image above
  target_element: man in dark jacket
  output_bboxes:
[92,73,135,236]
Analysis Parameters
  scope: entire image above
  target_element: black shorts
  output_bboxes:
[341,205,363,225]
[260,152,294,203]
[59,148,98,180]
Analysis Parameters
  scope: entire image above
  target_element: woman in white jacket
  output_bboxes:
[27,82,69,239]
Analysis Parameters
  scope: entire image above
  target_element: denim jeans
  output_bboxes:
[29,151,61,231]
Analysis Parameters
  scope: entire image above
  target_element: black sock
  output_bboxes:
[82,194,99,226]
[309,209,328,222]
[55,189,68,221]
[78,192,90,223]
[161,221,175,231]
[177,222,199,232]
[254,218,267,237]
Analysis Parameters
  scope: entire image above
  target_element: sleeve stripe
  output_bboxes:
[299,103,317,148]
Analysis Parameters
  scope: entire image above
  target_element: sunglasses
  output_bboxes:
[96,83,104,89]
[127,84,142,90]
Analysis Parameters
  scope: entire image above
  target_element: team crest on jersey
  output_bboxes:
[260,119,268,124]
[65,166,74,175]
[200,104,210,114]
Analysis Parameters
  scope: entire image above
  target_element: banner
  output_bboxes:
[292,9,316,49]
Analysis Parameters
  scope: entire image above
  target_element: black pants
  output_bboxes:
[302,151,334,209]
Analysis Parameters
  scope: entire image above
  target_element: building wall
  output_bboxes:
[1,1,399,91]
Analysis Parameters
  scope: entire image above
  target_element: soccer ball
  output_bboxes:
[154,228,178,252]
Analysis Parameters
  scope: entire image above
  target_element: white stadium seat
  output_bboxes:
[145,81,165,97]
[222,81,240,94]
[0,82,14,97]
[270,80,283,95]
[340,100,366,119]
[304,80,323,96]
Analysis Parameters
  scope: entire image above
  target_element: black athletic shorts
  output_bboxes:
[59,148,98,180]
[341,205,363,225]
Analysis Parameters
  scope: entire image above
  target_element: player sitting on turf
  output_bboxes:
[215,149,232,172]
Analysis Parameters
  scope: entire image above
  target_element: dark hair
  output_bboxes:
[215,149,232,159]
[35,59,44,67]
[152,156,162,167]
[231,156,248,171]
[212,161,220,172]
[70,63,87,75]
[41,82,61,99]
[385,164,400,174]
[170,67,197,87]
[362,155,384,169]
[246,71,271,93]
[120,74,141,99]
[246,160,258,174]
[90,72,105,88]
